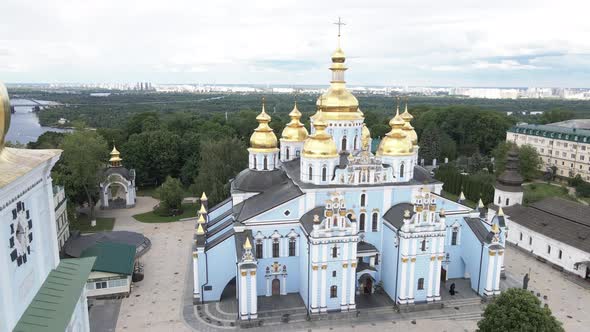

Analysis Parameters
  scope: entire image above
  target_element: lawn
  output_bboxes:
[133,203,198,223]
[136,186,193,199]
[523,183,575,204]
[69,214,115,233]
[440,191,477,208]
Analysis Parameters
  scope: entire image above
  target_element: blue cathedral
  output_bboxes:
[192,40,506,320]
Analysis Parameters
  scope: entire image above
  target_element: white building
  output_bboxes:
[54,185,70,251]
[0,83,94,332]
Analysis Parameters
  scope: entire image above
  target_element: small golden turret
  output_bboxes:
[281,102,309,142]
[361,124,371,150]
[197,214,206,224]
[199,205,207,215]
[109,145,122,167]
[302,99,338,159]
[243,237,252,250]
[196,223,205,235]
[200,192,208,201]
[401,97,418,146]
[249,97,278,152]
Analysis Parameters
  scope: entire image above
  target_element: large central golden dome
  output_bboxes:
[249,98,278,152]
[0,83,11,151]
[312,47,364,121]
[281,102,308,142]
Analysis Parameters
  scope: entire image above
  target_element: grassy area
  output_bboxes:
[523,183,575,204]
[133,203,198,223]
[69,214,115,233]
[441,191,477,208]
[136,186,193,199]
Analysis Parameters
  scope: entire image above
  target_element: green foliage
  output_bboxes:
[69,215,115,233]
[539,109,575,124]
[26,131,65,149]
[54,128,108,219]
[156,176,184,216]
[477,288,564,332]
[523,183,574,204]
[434,165,494,204]
[418,124,441,164]
[133,203,198,223]
[569,175,590,197]
[493,142,542,181]
[192,138,248,205]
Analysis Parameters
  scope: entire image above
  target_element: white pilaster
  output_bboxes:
[311,244,319,313]
[281,274,287,295]
[494,251,503,294]
[250,273,257,318]
[240,273,248,318]
[192,254,200,300]
[485,252,495,295]
[341,242,349,310]
[320,244,328,312]
[407,238,417,303]
[266,277,271,297]
[426,238,436,301]
[399,236,408,303]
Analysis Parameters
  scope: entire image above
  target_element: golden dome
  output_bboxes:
[109,145,122,166]
[376,104,413,157]
[302,110,338,159]
[249,98,278,152]
[402,122,418,146]
[361,124,371,149]
[311,46,364,121]
[281,102,309,142]
[0,82,11,151]
[400,100,414,122]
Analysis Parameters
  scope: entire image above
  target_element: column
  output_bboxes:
[265,238,270,258]
[485,252,495,295]
[320,244,328,312]
[398,236,408,303]
[494,251,503,294]
[310,244,319,313]
[250,272,258,318]
[240,272,248,318]
[341,242,349,310]
[266,277,271,296]
[426,238,436,301]
[281,274,287,295]
[349,241,357,309]
[192,253,200,301]
[407,239,417,303]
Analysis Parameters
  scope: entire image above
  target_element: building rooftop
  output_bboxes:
[13,257,96,332]
[0,147,61,188]
[508,123,590,143]
[550,119,590,130]
[504,197,590,253]
[81,242,136,275]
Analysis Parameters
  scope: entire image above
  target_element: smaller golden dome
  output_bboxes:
[249,98,278,151]
[331,47,346,63]
[302,110,338,159]
[361,124,371,149]
[400,100,414,123]
[281,102,309,142]
[402,122,418,146]
[376,103,413,157]
[109,145,122,166]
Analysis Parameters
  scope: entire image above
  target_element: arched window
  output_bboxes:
[506,198,510,206]
[353,136,358,149]
[421,238,427,251]
[296,150,300,157]
[322,166,327,181]
[451,228,458,245]
[263,156,268,170]
[330,285,338,298]
[342,136,347,150]
[498,196,501,204]
[360,193,366,207]
[253,156,257,170]
[359,213,366,232]
[399,163,405,178]
[417,278,424,290]
[308,166,313,181]
[333,216,338,227]
[272,239,279,258]
[256,241,263,259]
[288,238,296,256]
[372,212,378,231]
[286,147,290,160]
[332,246,338,258]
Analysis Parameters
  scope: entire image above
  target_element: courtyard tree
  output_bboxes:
[493,142,542,181]
[156,176,184,215]
[477,288,563,332]
[54,126,108,222]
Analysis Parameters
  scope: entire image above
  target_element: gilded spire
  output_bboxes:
[196,223,205,235]
[200,192,208,201]
[249,97,278,151]
[109,144,122,167]
[478,198,485,208]
[400,96,414,122]
[199,205,207,215]
[401,96,418,146]
[243,237,252,250]
[197,214,206,224]
[281,101,309,142]
[0,82,11,151]
[459,191,466,201]
[498,206,504,216]
[491,222,500,234]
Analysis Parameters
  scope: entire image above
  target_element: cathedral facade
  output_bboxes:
[192,42,506,320]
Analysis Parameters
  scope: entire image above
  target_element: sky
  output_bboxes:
[1,0,590,87]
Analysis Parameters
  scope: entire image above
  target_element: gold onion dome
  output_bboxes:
[281,102,309,141]
[249,98,278,151]
[302,109,338,159]
[0,82,10,151]
[361,124,371,149]
[312,46,363,121]
[401,100,418,146]
[377,103,413,157]
[109,145,122,166]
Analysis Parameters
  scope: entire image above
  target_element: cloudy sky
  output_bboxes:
[2,0,590,87]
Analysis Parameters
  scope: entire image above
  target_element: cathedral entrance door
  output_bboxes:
[272,278,280,296]
[441,267,447,281]
[364,278,373,294]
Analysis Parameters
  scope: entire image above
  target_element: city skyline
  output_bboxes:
[2,0,590,87]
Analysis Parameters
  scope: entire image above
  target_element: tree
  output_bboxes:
[27,131,65,149]
[418,124,441,164]
[156,176,184,215]
[477,288,563,332]
[54,127,108,221]
[518,144,542,180]
[540,109,574,124]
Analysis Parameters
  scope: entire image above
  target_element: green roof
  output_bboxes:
[508,123,590,143]
[81,241,136,275]
[13,257,96,332]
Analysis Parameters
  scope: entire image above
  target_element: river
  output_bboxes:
[5,99,70,144]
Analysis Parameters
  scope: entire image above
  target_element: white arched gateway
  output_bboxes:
[100,146,136,209]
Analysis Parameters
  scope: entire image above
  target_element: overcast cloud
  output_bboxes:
[1,0,589,87]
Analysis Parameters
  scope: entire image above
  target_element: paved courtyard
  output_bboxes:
[89,199,590,332]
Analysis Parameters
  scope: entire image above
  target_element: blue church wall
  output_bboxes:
[391,187,412,206]
[255,256,300,295]
[326,260,344,311]
[380,225,399,301]
[208,199,232,221]
[460,224,486,295]
[413,255,431,302]
[299,237,310,307]
[202,235,237,302]
[207,223,234,242]
[444,216,468,279]
[251,199,301,222]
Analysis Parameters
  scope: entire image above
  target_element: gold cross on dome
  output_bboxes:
[333,17,346,37]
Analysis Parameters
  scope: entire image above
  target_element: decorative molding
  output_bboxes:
[430,256,435,261]
[410,257,416,262]
[241,271,247,276]
[489,251,496,256]
[401,257,408,263]
[498,251,504,256]
[312,265,319,271]
[351,263,357,268]
[250,271,256,276]
[321,265,327,269]
[0,178,43,212]
[342,263,348,268]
